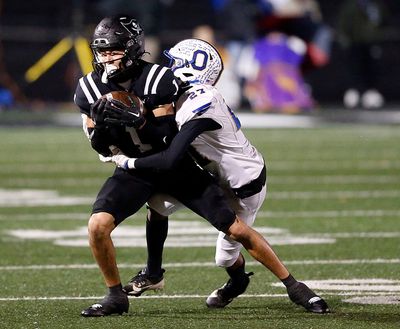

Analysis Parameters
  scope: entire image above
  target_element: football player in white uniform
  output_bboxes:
[109,39,330,313]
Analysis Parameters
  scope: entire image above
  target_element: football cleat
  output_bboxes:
[81,294,129,317]
[123,268,165,297]
[287,282,330,314]
[206,272,254,308]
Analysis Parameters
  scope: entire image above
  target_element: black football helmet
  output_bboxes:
[91,15,145,83]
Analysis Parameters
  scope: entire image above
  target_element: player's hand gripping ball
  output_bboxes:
[91,91,146,128]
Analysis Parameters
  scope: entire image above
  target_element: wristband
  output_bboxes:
[126,158,136,169]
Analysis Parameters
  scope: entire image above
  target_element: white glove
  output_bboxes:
[98,146,121,164]
[99,154,113,163]
[112,154,137,170]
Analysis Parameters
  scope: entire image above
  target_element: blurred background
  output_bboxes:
[1,0,400,116]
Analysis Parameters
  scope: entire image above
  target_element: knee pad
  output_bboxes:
[215,250,240,268]
[215,233,241,268]
[147,194,183,217]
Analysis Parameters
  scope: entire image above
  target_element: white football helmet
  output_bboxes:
[164,38,223,86]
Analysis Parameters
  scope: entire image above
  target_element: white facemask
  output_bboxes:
[105,63,119,76]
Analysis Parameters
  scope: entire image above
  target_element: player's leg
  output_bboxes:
[226,217,290,277]
[172,164,329,313]
[88,212,120,287]
[206,249,253,308]
[166,163,264,306]
[82,168,155,316]
[81,211,129,317]
[225,217,330,313]
[206,187,266,308]
[123,193,184,296]
[123,207,168,296]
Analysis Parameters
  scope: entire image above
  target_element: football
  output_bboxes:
[102,91,145,115]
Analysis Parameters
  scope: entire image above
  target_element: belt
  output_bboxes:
[232,165,266,199]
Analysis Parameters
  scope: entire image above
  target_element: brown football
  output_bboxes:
[102,91,145,114]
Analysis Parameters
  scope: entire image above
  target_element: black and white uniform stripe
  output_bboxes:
[74,60,179,116]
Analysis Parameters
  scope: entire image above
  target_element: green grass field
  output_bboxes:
[0,125,399,329]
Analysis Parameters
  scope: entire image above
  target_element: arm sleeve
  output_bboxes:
[90,127,114,157]
[78,96,112,156]
[137,113,178,150]
[135,118,221,170]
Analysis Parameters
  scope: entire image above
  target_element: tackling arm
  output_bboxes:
[135,103,177,149]
[112,118,221,170]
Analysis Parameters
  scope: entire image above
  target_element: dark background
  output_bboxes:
[1,0,399,107]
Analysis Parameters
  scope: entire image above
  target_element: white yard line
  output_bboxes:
[0,213,90,220]
[0,177,103,187]
[1,209,400,221]
[269,160,400,170]
[2,175,399,187]
[0,259,399,271]
[261,209,400,219]
[0,294,285,301]
[0,188,399,208]
[2,160,400,172]
[272,175,400,184]
[269,190,400,199]
[0,292,398,302]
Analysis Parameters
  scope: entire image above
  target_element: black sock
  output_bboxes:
[146,217,168,278]
[281,274,297,288]
[226,257,246,282]
[108,283,123,296]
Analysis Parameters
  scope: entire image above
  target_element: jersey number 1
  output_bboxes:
[125,127,152,153]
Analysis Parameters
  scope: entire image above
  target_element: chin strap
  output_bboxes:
[101,70,108,84]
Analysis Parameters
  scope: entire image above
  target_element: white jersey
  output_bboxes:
[175,84,265,189]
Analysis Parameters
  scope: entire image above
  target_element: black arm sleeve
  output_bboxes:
[137,114,178,150]
[90,127,114,156]
[134,118,221,170]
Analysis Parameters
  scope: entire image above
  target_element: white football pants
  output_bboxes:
[147,183,267,268]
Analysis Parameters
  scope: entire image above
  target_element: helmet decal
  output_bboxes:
[191,50,208,71]
[165,39,223,86]
[120,17,142,36]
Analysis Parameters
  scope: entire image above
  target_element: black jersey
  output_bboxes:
[74,60,180,158]
[74,60,236,231]
[74,59,179,114]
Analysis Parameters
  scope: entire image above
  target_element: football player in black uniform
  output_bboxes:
[74,15,329,317]
[74,14,231,316]
[75,14,245,317]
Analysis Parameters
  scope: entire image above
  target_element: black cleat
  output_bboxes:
[123,268,165,297]
[81,294,129,317]
[287,282,330,314]
[206,272,254,308]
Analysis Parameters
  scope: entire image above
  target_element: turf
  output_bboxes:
[0,125,399,328]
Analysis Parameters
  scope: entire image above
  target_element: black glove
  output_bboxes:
[90,126,113,156]
[90,98,107,127]
[103,99,146,128]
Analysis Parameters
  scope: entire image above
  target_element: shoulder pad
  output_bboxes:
[175,85,215,126]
